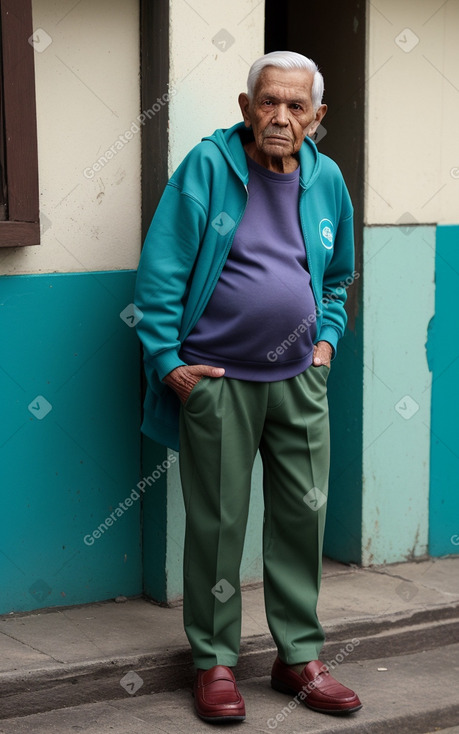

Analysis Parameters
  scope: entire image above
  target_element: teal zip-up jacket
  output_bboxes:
[135,122,354,450]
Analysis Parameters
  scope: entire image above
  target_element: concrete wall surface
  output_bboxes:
[367,0,459,225]
[362,0,459,564]
[428,225,459,557]
[362,226,434,565]
[0,1,143,612]
[1,0,141,276]
[0,272,141,613]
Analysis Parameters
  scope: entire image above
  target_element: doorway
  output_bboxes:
[265,0,366,561]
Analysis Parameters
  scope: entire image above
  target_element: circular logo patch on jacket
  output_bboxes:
[319,218,334,249]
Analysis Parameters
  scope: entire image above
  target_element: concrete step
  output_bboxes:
[1,602,458,721]
[2,557,459,722]
[0,643,458,734]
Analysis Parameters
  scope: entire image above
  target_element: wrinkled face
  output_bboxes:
[239,66,326,162]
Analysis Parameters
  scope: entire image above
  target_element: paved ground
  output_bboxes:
[2,557,458,678]
[1,556,458,732]
[1,643,458,733]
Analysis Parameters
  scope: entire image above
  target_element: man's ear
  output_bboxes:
[238,93,252,128]
[308,103,327,137]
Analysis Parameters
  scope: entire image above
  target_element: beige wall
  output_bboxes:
[1,0,265,276]
[367,0,459,225]
[1,0,141,276]
[169,0,265,172]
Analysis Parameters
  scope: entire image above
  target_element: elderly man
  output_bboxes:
[135,50,361,723]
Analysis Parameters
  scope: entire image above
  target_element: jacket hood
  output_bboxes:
[202,121,322,190]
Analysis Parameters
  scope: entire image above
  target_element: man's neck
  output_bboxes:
[243,142,299,174]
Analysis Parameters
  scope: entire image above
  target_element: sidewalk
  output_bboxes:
[1,556,458,728]
[2,645,458,734]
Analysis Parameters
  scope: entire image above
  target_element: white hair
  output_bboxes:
[247,51,324,111]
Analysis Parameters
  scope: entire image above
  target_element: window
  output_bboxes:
[0,0,39,247]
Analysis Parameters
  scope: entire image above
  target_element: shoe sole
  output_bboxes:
[271,677,362,714]
[193,692,246,722]
[197,713,246,723]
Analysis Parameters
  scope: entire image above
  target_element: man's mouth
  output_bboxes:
[265,135,290,142]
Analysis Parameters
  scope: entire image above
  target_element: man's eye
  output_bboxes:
[291,104,301,111]
[263,100,273,106]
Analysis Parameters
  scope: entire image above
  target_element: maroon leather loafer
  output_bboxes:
[194,665,246,722]
[271,657,362,714]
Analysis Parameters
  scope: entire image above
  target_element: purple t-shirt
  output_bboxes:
[180,154,317,380]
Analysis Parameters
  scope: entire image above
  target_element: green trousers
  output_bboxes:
[178,364,330,669]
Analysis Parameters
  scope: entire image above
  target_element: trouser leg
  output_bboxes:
[260,365,330,664]
[179,376,265,669]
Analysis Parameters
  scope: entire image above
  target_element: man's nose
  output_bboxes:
[272,104,289,125]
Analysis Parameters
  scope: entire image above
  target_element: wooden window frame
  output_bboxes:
[0,0,39,247]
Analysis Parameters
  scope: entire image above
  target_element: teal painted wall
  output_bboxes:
[0,272,142,613]
[163,450,263,603]
[362,226,435,565]
[428,225,459,556]
[240,454,264,584]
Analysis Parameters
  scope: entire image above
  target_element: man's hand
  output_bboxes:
[163,364,225,405]
[313,341,333,368]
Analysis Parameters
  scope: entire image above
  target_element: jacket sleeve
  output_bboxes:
[134,182,207,390]
[317,184,355,355]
